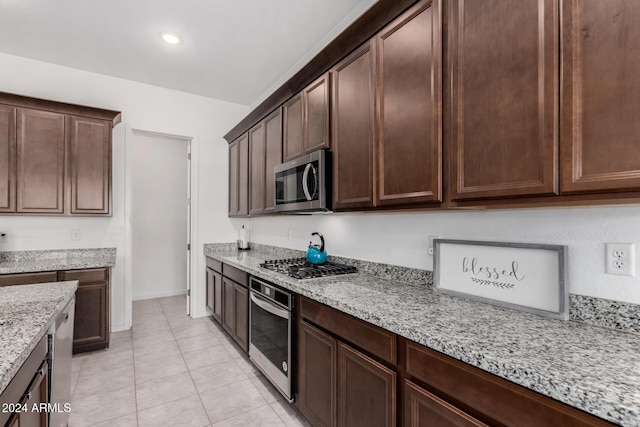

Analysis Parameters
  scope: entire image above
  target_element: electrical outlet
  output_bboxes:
[71,230,81,241]
[427,235,440,256]
[606,243,635,276]
[288,229,293,241]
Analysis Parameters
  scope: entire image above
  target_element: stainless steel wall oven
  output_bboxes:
[248,277,293,402]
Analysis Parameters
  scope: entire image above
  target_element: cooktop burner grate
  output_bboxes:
[260,258,357,279]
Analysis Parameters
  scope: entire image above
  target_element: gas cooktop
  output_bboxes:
[260,258,357,280]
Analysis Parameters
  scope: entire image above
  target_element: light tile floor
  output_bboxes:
[69,295,311,427]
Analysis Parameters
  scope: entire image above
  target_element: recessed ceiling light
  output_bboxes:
[161,33,181,45]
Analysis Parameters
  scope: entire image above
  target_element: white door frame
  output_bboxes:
[124,127,200,329]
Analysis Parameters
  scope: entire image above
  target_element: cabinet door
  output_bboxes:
[376,0,442,206]
[73,281,109,354]
[67,115,111,214]
[63,268,110,354]
[222,278,235,334]
[283,94,304,161]
[298,321,337,427]
[238,133,250,216]
[206,268,215,314]
[229,133,249,217]
[0,104,16,212]
[16,108,65,213]
[404,380,488,427]
[264,108,282,213]
[233,282,249,352]
[228,139,239,216]
[561,0,640,193]
[304,73,330,153]
[332,41,377,210]
[337,342,396,427]
[249,121,266,215]
[449,0,558,200]
[212,271,223,324]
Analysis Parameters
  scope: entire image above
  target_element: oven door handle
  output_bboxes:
[250,292,290,319]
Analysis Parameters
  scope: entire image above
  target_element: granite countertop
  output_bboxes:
[0,248,116,275]
[0,281,78,395]
[205,247,640,427]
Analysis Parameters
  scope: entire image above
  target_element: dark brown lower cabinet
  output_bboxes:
[206,267,223,323]
[221,277,249,352]
[404,380,487,427]
[297,311,396,427]
[298,321,337,427]
[404,340,612,427]
[0,267,110,355]
[338,342,396,427]
[0,336,48,427]
[60,268,110,354]
[297,296,612,427]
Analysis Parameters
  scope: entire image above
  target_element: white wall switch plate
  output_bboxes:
[71,230,81,241]
[605,243,635,276]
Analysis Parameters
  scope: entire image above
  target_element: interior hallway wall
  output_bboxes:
[0,52,248,330]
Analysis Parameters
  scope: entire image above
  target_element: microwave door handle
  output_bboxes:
[302,163,313,201]
[250,292,289,319]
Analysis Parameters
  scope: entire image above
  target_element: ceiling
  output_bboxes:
[0,0,373,106]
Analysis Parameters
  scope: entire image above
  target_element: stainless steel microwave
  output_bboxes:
[274,150,331,213]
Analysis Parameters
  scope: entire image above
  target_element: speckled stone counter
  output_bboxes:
[0,281,78,395]
[204,246,640,426]
[0,248,116,275]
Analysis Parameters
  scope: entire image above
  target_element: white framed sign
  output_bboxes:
[434,239,568,320]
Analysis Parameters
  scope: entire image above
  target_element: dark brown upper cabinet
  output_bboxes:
[264,109,283,212]
[0,104,16,212]
[449,0,559,201]
[333,0,442,211]
[331,41,377,211]
[228,132,249,217]
[283,73,330,162]
[248,108,282,216]
[16,108,66,213]
[561,0,640,194]
[67,115,111,214]
[376,0,442,206]
[249,121,266,215]
[0,92,119,216]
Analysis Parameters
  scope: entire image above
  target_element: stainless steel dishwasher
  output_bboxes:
[48,297,75,427]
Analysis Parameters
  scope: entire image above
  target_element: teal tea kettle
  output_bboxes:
[306,232,327,264]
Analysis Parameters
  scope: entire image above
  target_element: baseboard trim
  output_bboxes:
[132,289,187,301]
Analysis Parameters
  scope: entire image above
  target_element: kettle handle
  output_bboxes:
[311,232,325,252]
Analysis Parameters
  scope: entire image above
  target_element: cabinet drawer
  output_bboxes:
[61,267,107,284]
[222,263,248,287]
[405,341,613,427]
[0,271,59,286]
[404,380,488,427]
[300,297,396,365]
[206,256,222,273]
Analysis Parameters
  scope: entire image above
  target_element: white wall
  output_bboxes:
[0,52,248,330]
[243,205,640,305]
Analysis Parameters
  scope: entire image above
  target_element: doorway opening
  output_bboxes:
[131,131,192,315]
